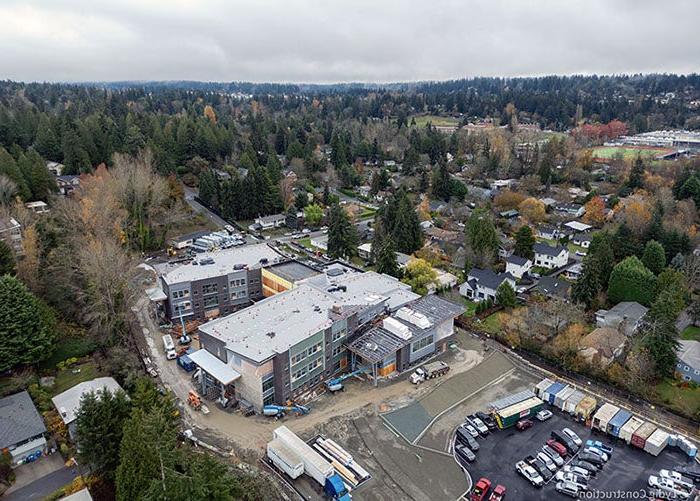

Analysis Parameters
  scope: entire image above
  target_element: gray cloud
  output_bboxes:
[1,0,698,83]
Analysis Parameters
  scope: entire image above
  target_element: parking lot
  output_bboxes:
[452,406,697,500]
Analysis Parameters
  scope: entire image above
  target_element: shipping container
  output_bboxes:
[606,409,632,437]
[495,396,544,429]
[619,416,644,444]
[554,386,575,409]
[574,396,597,420]
[592,403,620,431]
[631,422,657,449]
[489,390,536,412]
[267,438,304,479]
[534,378,554,399]
[272,426,334,486]
[644,429,670,456]
[543,382,566,404]
[562,390,585,414]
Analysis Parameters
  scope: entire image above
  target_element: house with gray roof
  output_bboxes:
[676,340,700,383]
[52,377,124,439]
[532,275,571,300]
[595,301,648,337]
[460,268,516,302]
[505,255,533,279]
[0,391,47,465]
[533,242,569,270]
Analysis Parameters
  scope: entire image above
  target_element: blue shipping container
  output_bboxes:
[607,409,632,437]
[545,382,566,405]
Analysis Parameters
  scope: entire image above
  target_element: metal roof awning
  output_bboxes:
[188,349,241,385]
[345,327,408,364]
[146,286,167,302]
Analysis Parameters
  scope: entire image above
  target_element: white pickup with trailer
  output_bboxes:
[409,361,450,384]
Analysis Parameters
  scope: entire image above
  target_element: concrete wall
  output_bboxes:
[227,352,274,411]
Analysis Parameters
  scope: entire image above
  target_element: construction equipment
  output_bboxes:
[187,390,210,414]
[263,404,310,418]
[324,366,370,393]
[409,361,450,384]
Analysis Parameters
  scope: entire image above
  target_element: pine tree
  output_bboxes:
[495,282,516,308]
[379,190,423,254]
[327,203,358,260]
[513,226,535,259]
[607,256,657,306]
[466,209,498,267]
[627,155,645,191]
[0,276,56,371]
[266,151,283,184]
[571,259,601,309]
[0,241,15,276]
[34,115,61,161]
[641,240,666,275]
[0,147,30,200]
[431,162,452,201]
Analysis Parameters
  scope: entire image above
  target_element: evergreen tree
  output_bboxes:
[607,256,657,306]
[295,191,308,210]
[197,169,220,210]
[627,155,645,191]
[431,162,452,201]
[678,175,700,207]
[418,168,429,193]
[466,209,498,267]
[403,147,419,175]
[0,147,30,200]
[370,169,389,195]
[0,241,15,276]
[571,259,601,309]
[19,149,56,201]
[373,221,400,277]
[34,115,61,161]
[327,203,358,260]
[379,190,423,254]
[0,276,56,371]
[513,226,535,259]
[612,223,639,261]
[322,184,331,205]
[76,388,132,480]
[495,281,517,308]
[641,240,666,275]
[62,126,92,174]
[266,151,283,184]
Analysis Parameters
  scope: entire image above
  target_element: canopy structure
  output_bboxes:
[189,349,241,385]
[146,286,167,302]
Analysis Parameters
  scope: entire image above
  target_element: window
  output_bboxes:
[203,296,219,308]
[174,302,191,314]
[262,374,274,394]
[202,283,218,295]
[332,329,346,342]
[172,289,189,299]
[263,394,275,406]
[412,335,434,353]
[230,278,247,288]
[307,342,322,357]
[332,346,346,357]
[291,352,306,365]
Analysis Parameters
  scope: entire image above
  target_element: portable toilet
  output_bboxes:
[606,409,632,437]
[619,416,644,444]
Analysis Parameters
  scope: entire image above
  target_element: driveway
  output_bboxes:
[4,455,78,501]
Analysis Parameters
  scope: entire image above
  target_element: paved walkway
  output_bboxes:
[381,351,514,443]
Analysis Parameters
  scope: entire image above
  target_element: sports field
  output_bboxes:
[590,145,674,161]
[410,115,460,128]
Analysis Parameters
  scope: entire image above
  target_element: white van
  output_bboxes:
[162,335,177,360]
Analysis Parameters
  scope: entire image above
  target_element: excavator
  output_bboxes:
[324,366,370,393]
[262,404,310,419]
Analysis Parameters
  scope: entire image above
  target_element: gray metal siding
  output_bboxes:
[408,331,436,364]
[199,331,228,363]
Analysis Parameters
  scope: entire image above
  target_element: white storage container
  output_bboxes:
[618,416,644,444]
[644,429,670,456]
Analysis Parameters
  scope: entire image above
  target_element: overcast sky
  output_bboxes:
[1,0,699,83]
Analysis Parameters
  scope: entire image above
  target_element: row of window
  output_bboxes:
[292,358,323,382]
[262,374,275,394]
[174,302,191,313]
[412,335,434,353]
[291,342,323,365]
[202,283,218,294]
[172,289,190,299]
[332,329,346,342]
[332,346,346,357]
[231,278,247,288]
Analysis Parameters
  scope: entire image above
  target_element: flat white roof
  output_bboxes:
[157,243,282,285]
[188,349,241,384]
[564,221,592,232]
[51,377,123,425]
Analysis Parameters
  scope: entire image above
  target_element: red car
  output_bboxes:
[546,439,568,457]
[470,477,492,501]
[516,419,533,431]
[488,485,506,501]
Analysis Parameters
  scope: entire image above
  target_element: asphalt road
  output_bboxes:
[5,468,78,501]
[183,186,229,228]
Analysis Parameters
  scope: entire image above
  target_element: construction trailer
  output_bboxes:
[644,429,670,456]
[619,416,645,444]
[553,386,575,410]
[494,396,545,429]
[489,390,536,413]
[606,409,632,438]
[561,390,585,414]
[542,382,567,405]
[631,422,657,449]
[591,403,620,432]
[574,396,597,421]
[534,378,554,399]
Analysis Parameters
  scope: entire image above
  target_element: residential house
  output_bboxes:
[563,221,592,234]
[505,255,532,280]
[460,268,516,302]
[0,216,22,253]
[61,488,94,501]
[25,201,49,214]
[56,175,80,196]
[254,214,286,231]
[52,377,124,439]
[46,161,64,176]
[554,203,585,218]
[428,270,458,293]
[532,275,571,300]
[499,209,519,219]
[536,224,560,241]
[0,391,47,465]
[357,185,372,198]
[490,179,514,190]
[676,340,700,383]
[533,242,569,270]
[579,327,627,368]
[572,233,593,249]
[564,262,583,280]
[595,301,648,337]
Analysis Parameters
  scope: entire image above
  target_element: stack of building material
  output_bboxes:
[591,403,620,432]
[631,422,657,449]
[606,409,632,438]
[313,436,370,488]
[618,416,644,444]
[644,429,670,456]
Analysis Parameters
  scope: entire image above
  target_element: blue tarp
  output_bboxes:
[607,409,632,437]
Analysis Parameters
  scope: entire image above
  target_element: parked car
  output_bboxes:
[470,477,491,501]
[467,415,490,436]
[578,452,605,467]
[648,475,692,500]
[555,471,588,490]
[455,444,476,463]
[659,470,694,490]
[546,439,568,457]
[585,440,613,455]
[583,447,608,462]
[464,434,480,452]
[476,411,497,430]
[542,445,564,466]
[456,425,475,445]
[551,431,578,454]
[536,409,553,421]
[563,465,590,480]
[488,485,506,501]
[525,455,553,481]
[536,452,557,473]
[462,423,479,438]
[570,459,599,474]
[555,481,581,498]
[516,460,544,487]
[516,419,533,431]
[563,428,583,447]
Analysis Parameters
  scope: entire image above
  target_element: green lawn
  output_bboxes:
[52,361,101,395]
[479,311,503,335]
[39,336,98,370]
[410,115,460,128]
[462,300,478,317]
[297,237,313,249]
[358,208,377,219]
[567,242,587,255]
[681,326,700,341]
[654,379,700,419]
[590,146,673,161]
